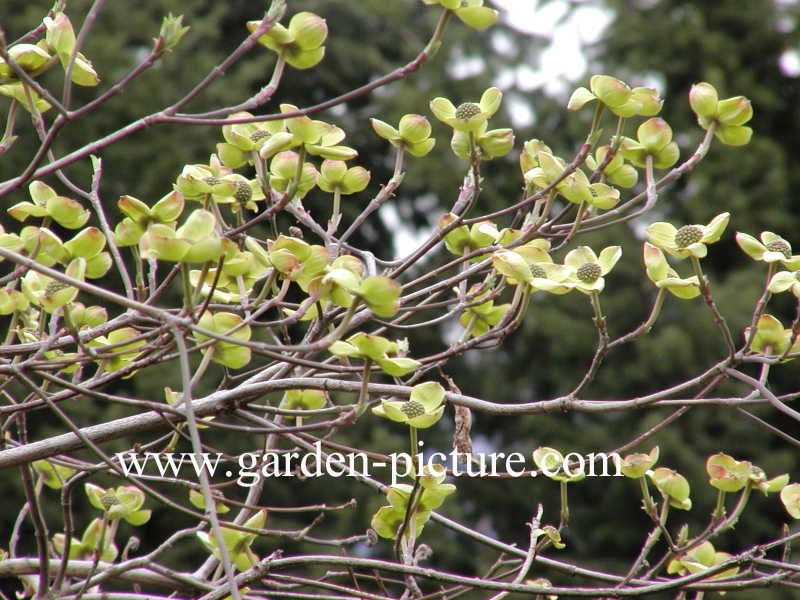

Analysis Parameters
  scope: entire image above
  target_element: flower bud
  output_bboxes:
[176,210,223,263]
[0,82,52,113]
[470,222,500,248]
[748,314,790,355]
[492,249,533,284]
[637,118,672,153]
[288,12,327,50]
[370,118,399,141]
[519,139,552,173]
[81,305,108,327]
[216,143,246,168]
[653,142,680,169]
[649,467,692,510]
[590,75,631,108]
[566,86,595,111]
[158,13,189,53]
[151,190,185,223]
[20,227,65,265]
[780,484,800,519]
[559,173,592,205]
[307,142,357,161]
[455,5,499,29]
[358,275,401,317]
[333,254,365,276]
[269,151,301,179]
[176,165,214,198]
[631,87,663,116]
[267,247,299,275]
[51,258,85,312]
[46,194,90,229]
[70,53,100,87]
[609,164,638,188]
[714,125,752,146]
[689,82,719,119]
[589,182,621,210]
[64,227,105,259]
[706,453,750,493]
[118,195,150,221]
[717,96,753,126]
[0,290,28,315]
[439,213,470,255]
[257,131,295,159]
[341,166,370,194]
[617,447,659,479]
[139,225,190,262]
[479,127,514,158]
[86,253,112,279]
[281,389,326,411]
[5,44,52,78]
[196,311,252,369]
[537,151,566,181]
[398,114,432,143]
[114,219,145,247]
[44,13,76,62]
[249,21,292,47]
[318,159,347,189]
[450,130,470,160]
[285,46,325,70]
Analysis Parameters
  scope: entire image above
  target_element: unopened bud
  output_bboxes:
[689,82,719,119]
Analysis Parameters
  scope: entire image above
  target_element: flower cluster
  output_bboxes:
[0,12,99,114]
[373,382,446,429]
[329,333,421,376]
[421,0,498,30]
[689,82,754,146]
[248,12,328,70]
[430,88,514,161]
[646,213,729,260]
[492,241,621,295]
[522,139,621,210]
[567,75,662,118]
[371,465,456,539]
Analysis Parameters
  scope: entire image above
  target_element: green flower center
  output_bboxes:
[401,400,425,418]
[203,176,222,187]
[455,102,482,120]
[250,130,271,142]
[576,262,602,283]
[766,240,791,258]
[674,225,703,248]
[530,264,547,279]
[234,181,253,203]
[100,493,120,510]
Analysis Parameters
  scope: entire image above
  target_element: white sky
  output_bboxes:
[441,1,615,127]
[492,0,613,97]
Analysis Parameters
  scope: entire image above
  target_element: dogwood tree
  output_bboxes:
[1,1,799,599]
